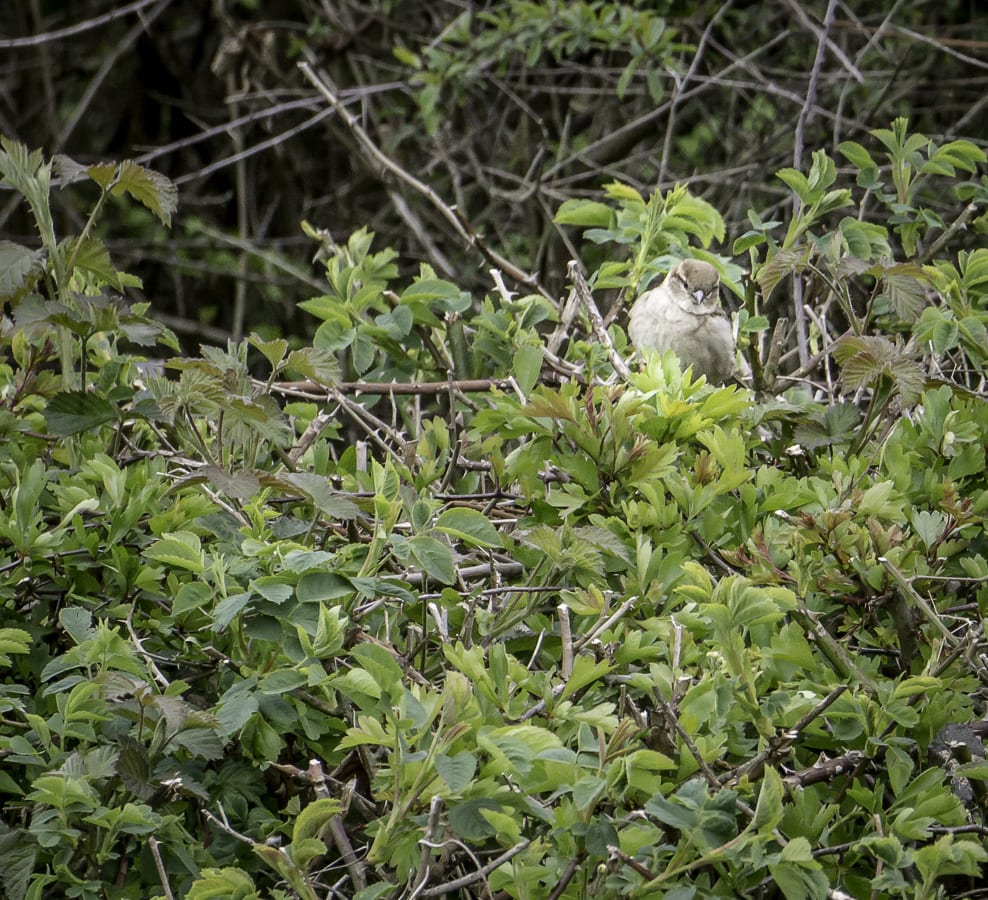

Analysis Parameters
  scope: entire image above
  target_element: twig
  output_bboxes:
[409,796,445,898]
[566,261,631,381]
[52,0,172,153]
[653,692,721,789]
[722,685,847,785]
[298,58,551,300]
[783,750,866,788]
[573,596,637,653]
[287,410,335,466]
[0,0,169,47]
[608,845,657,880]
[203,806,254,845]
[330,387,406,462]
[791,602,878,694]
[174,107,336,186]
[791,0,839,369]
[148,837,175,900]
[920,200,981,264]
[547,855,582,900]
[419,839,530,896]
[880,557,959,647]
[782,0,864,85]
[327,801,368,891]
[658,3,732,185]
[390,189,456,278]
[559,603,573,680]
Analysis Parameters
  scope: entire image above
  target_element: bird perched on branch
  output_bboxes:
[627,259,735,384]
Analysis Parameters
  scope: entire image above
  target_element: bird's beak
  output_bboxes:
[692,289,707,304]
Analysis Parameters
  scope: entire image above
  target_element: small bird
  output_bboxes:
[627,259,735,384]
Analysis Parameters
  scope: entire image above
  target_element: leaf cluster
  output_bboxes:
[1,120,987,900]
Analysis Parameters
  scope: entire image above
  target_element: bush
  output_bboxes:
[0,119,986,899]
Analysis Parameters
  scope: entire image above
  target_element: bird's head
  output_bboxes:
[669,259,721,314]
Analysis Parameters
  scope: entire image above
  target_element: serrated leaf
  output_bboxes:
[66,236,122,290]
[110,160,178,226]
[199,465,262,500]
[0,829,38,900]
[882,263,928,322]
[186,867,260,900]
[293,797,343,845]
[756,246,813,301]
[265,472,360,519]
[834,334,925,404]
[932,317,959,352]
[284,346,340,386]
[0,628,31,667]
[44,391,120,436]
[248,333,288,368]
[0,241,44,298]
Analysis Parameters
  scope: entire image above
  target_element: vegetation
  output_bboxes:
[1,3,987,899]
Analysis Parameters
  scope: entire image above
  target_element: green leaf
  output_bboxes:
[0,628,31,666]
[554,199,615,229]
[284,346,340,385]
[559,655,612,701]
[0,240,44,298]
[66,236,122,290]
[732,231,766,255]
[776,168,812,203]
[435,507,503,549]
[108,159,178,226]
[248,332,288,368]
[407,534,456,583]
[264,472,360,519]
[913,834,988,884]
[513,344,543,396]
[213,592,253,630]
[448,798,501,841]
[435,752,476,792]
[839,140,877,172]
[756,246,812,301]
[296,571,352,603]
[143,531,205,574]
[768,837,829,900]
[186,867,261,900]
[44,391,120,436]
[251,577,293,605]
[258,670,307,694]
[752,767,784,833]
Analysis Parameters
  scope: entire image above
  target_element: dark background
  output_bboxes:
[2,0,985,347]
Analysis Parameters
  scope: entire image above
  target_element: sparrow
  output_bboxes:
[627,258,735,384]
